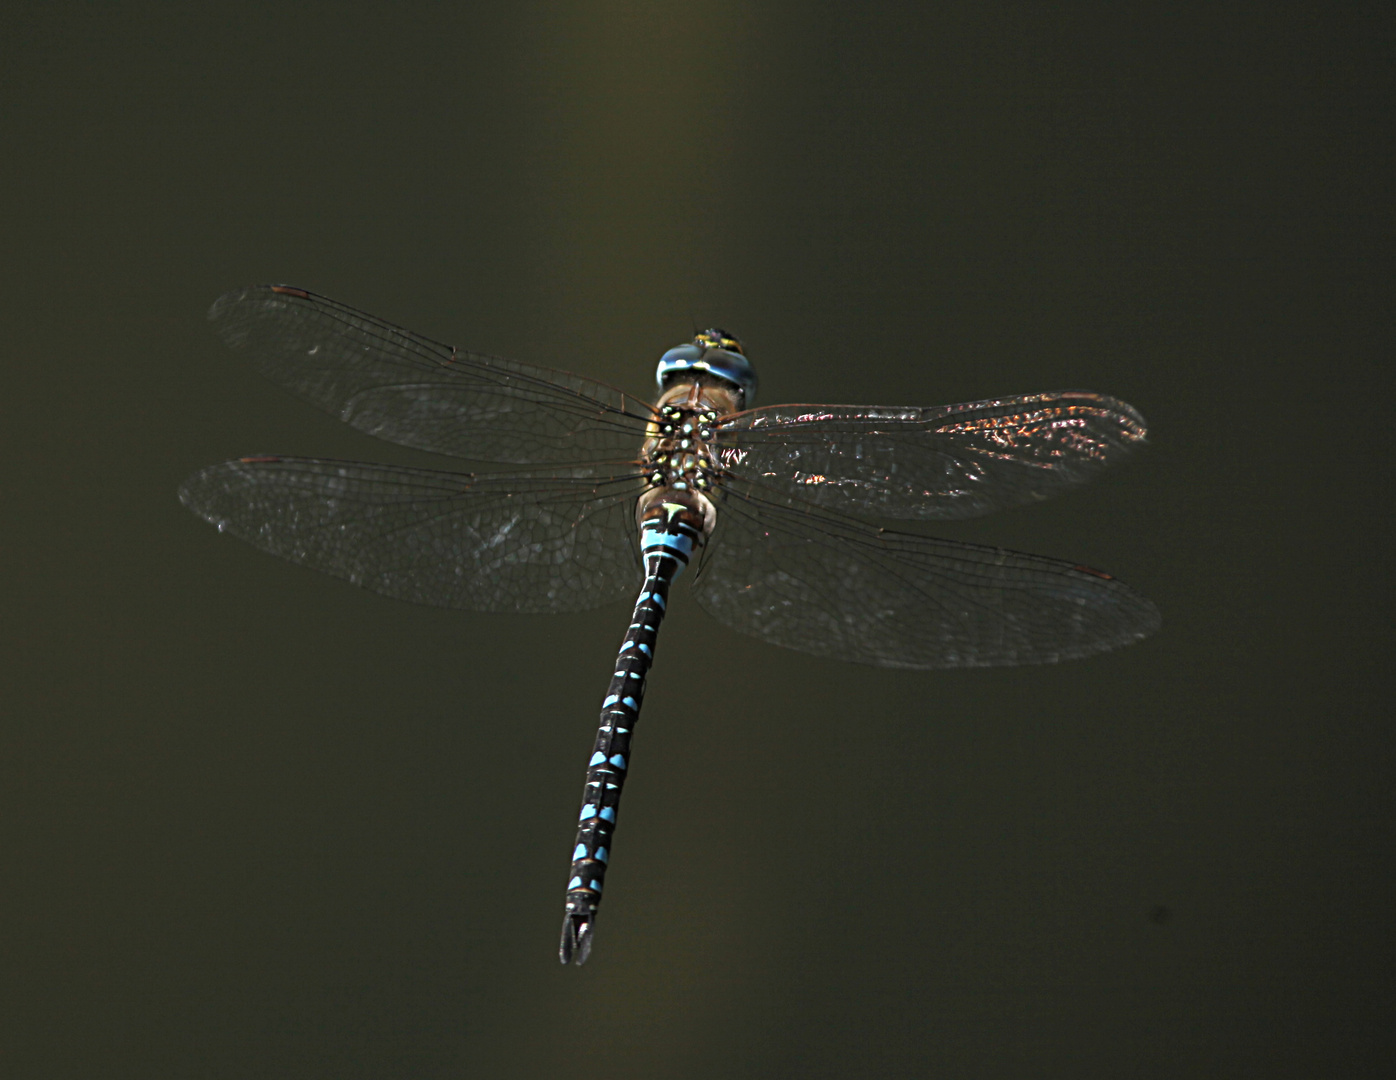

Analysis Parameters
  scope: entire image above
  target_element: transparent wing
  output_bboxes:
[208,286,655,464]
[178,457,647,612]
[690,479,1159,669]
[715,392,1147,520]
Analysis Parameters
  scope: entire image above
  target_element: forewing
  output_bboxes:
[179,457,646,612]
[690,480,1159,669]
[716,392,1147,520]
[209,286,654,463]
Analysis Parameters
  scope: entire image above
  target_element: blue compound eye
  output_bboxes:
[655,340,757,405]
[655,344,704,390]
[699,348,757,403]
[657,344,704,373]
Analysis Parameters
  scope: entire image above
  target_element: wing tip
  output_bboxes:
[207,283,313,324]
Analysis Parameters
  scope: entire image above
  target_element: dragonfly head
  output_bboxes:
[656,328,757,408]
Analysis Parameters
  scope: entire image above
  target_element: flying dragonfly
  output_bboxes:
[179,285,1159,964]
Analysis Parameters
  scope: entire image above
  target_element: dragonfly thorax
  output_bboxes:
[638,402,723,536]
[643,403,721,492]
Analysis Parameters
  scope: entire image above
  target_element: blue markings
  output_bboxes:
[642,538,681,558]
[641,527,695,558]
[561,530,696,956]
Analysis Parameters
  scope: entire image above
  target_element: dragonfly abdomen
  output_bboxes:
[559,498,708,964]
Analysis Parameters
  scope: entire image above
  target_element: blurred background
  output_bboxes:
[3,2,1390,1076]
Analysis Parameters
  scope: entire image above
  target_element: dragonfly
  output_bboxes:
[179,285,1160,965]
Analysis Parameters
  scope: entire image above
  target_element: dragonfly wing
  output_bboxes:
[209,286,653,464]
[179,457,646,612]
[716,392,1147,520]
[690,480,1159,669]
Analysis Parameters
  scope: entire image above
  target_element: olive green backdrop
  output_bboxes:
[3,2,1390,1077]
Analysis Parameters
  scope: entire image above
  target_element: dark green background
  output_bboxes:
[4,2,1391,1076]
